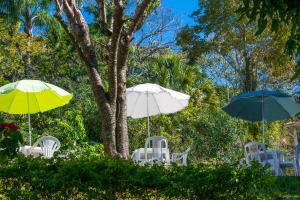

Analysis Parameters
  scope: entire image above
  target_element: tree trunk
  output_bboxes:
[243,57,257,92]
[86,66,118,156]
[53,0,156,158]
[24,6,33,79]
[116,80,129,158]
[24,7,33,37]
[244,57,251,91]
[242,28,256,92]
[115,38,130,158]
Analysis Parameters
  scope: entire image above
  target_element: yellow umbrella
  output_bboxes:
[0,80,73,145]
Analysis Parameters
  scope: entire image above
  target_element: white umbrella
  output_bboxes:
[127,83,190,137]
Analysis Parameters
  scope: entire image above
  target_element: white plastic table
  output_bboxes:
[131,148,170,163]
[19,145,42,157]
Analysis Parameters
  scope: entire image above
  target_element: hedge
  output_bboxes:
[0,156,285,199]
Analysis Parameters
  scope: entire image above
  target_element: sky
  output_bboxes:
[161,0,198,26]
[31,0,199,40]
[132,0,198,48]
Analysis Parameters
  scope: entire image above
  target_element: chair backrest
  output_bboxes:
[244,142,266,165]
[172,147,191,166]
[144,136,169,162]
[295,144,300,164]
[184,147,191,154]
[33,136,61,158]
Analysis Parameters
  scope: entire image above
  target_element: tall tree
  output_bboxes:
[129,52,202,91]
[177,0,295,92]
[0,0,50,78]
[239,0,300,80]
[52,0,159,157]
[131,7,180,64]
[0,17,46,83]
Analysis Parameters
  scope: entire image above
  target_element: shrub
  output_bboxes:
[0,122,22,163]
[0,157,277,199]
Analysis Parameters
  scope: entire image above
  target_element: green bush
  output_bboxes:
[272,176,300,197]
[0,122,23,163]
[49,110,87,149]
[0,157,278,199]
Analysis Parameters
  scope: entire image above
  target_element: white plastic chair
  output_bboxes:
[131,148,145,163]
[276,151,297,176]
[294,144,300,175]
[29,136,61,158]
[144,136,170,164]
[171,147,190,166]
[244,142,266,165]
[244,142,280,175]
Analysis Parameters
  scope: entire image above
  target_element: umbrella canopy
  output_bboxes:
[223,90,300,121]
[0,80,73,145]
[0,80,72,114]
[222,90,300,143]
[127,83,190,136]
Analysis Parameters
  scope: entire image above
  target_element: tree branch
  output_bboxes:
[97,0,107,24]
[128,0,153,35]
[54,0,63,18]
[108,0,124,107]
[54,14,88,69]
[97,0,112,36]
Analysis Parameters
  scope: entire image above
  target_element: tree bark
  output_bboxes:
[86,66,118,156]
[116,36,130,158]
[56,0,118,156]
[24,6,33,79]
[243,56,257,91]
[242,28,257,92]
[24,7,33,37]
[53,0,156,158]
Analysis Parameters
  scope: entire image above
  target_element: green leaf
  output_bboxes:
[255,17,268,35]
[271,19,279,31]
[291,64,300,81]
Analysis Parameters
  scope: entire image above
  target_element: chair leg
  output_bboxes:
[281,167,286,176]
[293,162,299,176]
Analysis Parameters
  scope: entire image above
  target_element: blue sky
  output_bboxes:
[161,0,198,26]
[132,0,198,47]
[32,1,199,37]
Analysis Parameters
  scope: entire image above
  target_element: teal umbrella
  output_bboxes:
[222,90,300,143]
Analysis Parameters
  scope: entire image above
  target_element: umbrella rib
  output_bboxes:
[165,89,186,108]
[152,94,162,114]
[46,87,71,111]
[49,88,64,101]
[166,92,186,113]
[225,98,258,121]
[270,98,292,120]
[129,92,143,117]
[234,105,256,121]
[7,92,18,114]
[33,92,41,113]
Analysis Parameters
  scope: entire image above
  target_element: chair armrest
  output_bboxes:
[131,150,136,160]
[171,152,185,161]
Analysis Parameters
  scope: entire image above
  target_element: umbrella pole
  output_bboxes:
[147,115,150,138]
[262,95,265,144]
[147,91,150,137]
[262,120,265,144]
[28,114,32,146]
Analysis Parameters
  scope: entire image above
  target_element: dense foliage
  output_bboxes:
[177,0,295,91]
[239,0,300,80]
[0,156,278,199]
[0,122,22,163]
[0,0,291,162]
[0,0,299,198]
